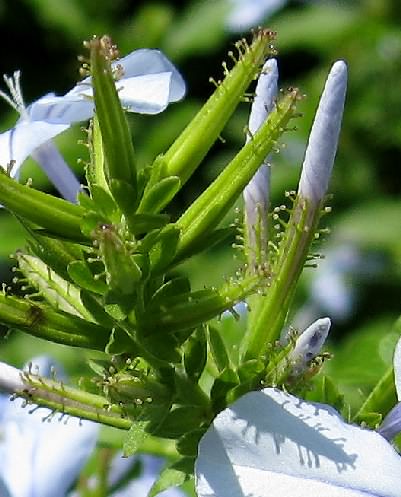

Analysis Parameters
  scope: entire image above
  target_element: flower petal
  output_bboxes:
[116,49,186,103]
[31,141,81,202]
[27,93,94,125]
[196,388,401,497]
[118,73,173,114]
[227,0,287,32]
[0,120,68,176]
[29,49,186,124]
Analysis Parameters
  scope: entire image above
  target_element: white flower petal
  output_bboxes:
[27,93,94,125]
[29,49,186,124]
[196,388,401,497]
[31,141,81,202]
[0,120,68,175]
[118,73,172,114]
[116,49,186,103]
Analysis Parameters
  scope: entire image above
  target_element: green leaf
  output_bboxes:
[150,277,191,307]
[126,213,170,236]
[148,457,193,497]
[176,429,206,457]
[210,368,239,412]
[68,260,108,295]
[26,231,83,282]
[138,176,181,214]
[154,406,206,438]
[94,223,142,296]
[91,185,120,220]
[184,328,207,381]
[208,325,230,372]
[16,253,91,320]
[80,291,116,327]
[174,370,210,407]
[108,179,139,227]
[140,332,181,364]
[148,224,180,274]
[123,420,150,457]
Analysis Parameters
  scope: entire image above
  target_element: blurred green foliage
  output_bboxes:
[0,0,400,419]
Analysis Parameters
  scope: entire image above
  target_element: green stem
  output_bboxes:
[243,196,320,360]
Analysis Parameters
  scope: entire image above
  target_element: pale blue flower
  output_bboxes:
[0,49,185,201]
[0,357,99,497]
[196,387,401,497]
[227,0,287,32]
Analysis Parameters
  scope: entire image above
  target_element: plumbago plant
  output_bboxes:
[0,31,401,496]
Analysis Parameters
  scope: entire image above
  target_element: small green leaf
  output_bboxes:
[174,370,210,407]
[126,213,170,236]
[149,224,180,274]
[208,325,230,372]
[68,260,108,295]
[154,406,206,438]
[123,420,150,457]
[176,429,206,457]
[184,327,207,380]
[138,176,181,214]
[210,368,239,412]
[140,332,181,364]
[148,457,193,497]
[108,179,138,224]
[91,185,120,219]
[27,231,83,282]
[150,277,191,307]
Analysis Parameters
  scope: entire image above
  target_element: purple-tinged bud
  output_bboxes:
[288,317,331,374]
[298,61,347,205]
[378,402,401,441]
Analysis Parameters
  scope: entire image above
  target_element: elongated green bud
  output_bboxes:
[89,36,137,209]
[243,62,347,360]
[0,361,131,429]
[162,29,276,186]
[0,169,85,240]
[175,89,300,261]
[0,293,112,350]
